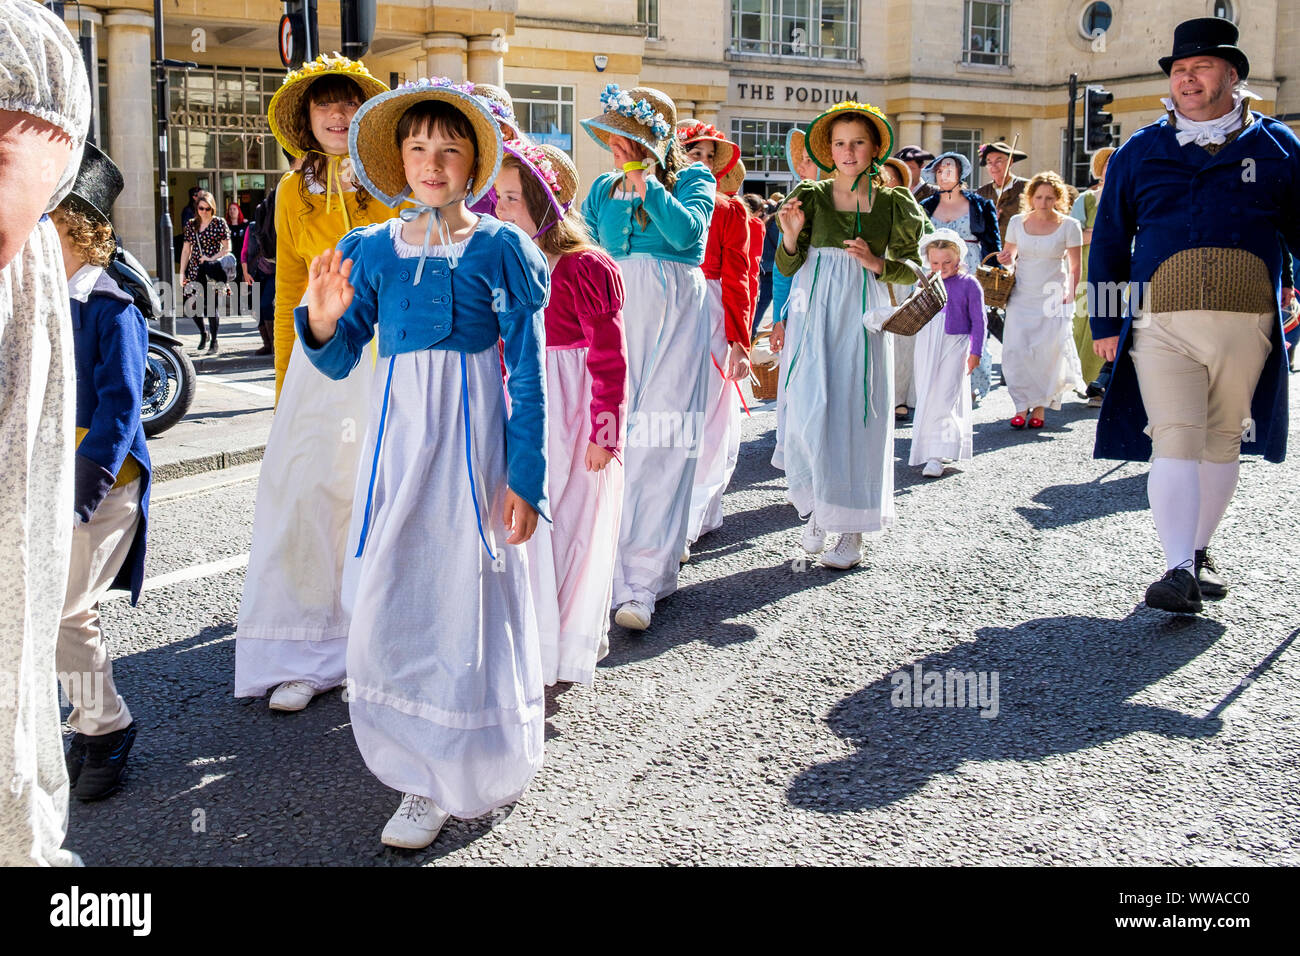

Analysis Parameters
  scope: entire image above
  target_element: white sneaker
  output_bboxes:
[268,680,317,712]
[800,516,827,554]
[680,544,691,563]
[381,792,449,849]
[820,533,863,569]
[922,459,944,478]
[614,601,652,630]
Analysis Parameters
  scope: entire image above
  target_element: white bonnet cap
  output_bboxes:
[0,0,92,212]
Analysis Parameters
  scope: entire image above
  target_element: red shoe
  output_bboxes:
[1028,417,1045,429]
[1009,414,1026,429]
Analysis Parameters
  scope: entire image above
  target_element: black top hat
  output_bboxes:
[1159,17,1249,80]
[894,145,935,165]
[62,143,123,226]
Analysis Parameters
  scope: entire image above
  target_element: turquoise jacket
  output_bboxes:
[582,162,715,264]
[294,216,550,518]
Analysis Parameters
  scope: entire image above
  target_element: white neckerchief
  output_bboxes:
[67,264,104,303]
[1161,89,1255,146]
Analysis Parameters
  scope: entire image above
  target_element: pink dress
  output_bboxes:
[525,248,629,684]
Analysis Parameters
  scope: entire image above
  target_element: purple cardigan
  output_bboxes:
[939,272,986,356]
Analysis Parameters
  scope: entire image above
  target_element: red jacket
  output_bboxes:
[700,193,752,349]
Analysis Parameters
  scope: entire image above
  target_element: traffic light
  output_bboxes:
[1083,85,1114,153]
[340,0,377,59]
[279,1,319,68]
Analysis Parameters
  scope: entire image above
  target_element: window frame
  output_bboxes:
[504,83,577,156]
[962,0,1011,67]
[1078,2,1113,42]
[729,0,859,62]
[731,116,800,180]
[638,0,660,40]
[939,128,984,180]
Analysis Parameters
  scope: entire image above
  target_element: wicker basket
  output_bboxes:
[976,252,1015,308]
[881,260,947,336]
[749,329,780,400]
[750,361,780,400]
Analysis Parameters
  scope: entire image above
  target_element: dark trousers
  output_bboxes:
[751,272,774,339]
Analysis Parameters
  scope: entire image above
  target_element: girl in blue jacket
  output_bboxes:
[298,79,549,851]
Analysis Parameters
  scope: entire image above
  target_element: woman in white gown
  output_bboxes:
[997,171,1084,429]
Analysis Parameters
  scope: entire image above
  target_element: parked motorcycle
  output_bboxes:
[107,243,197,436]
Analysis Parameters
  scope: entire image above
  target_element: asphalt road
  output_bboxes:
[67,373,1300,866]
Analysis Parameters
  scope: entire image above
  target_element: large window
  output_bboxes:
[638,0,660,40]
[167,65,284,175]
[731,0,858,61]
[940,128,983,179]
[732,117,800,178]
[1061,125,1121,187]
[506,83,575,154]
[963,0,1010,66]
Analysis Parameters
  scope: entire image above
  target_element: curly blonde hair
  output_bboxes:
[52,205,116,268]
[1019,170,1071,216]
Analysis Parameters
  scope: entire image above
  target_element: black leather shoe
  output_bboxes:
[1144,568,1203,614]
[1194,549,1228,600]
[65,734,89,788]
[74,722,136,802]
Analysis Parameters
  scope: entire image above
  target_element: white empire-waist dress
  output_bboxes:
[612,253,710,612]
[311,224,544,818]
[1001,214,1085,412]
[783,247,895,533]
[524,338,625,687]
[687,277,743,544]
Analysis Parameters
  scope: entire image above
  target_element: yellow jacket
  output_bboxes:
[273,170,399,401]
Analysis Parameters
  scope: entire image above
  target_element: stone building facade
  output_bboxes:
[60,0,1297,271]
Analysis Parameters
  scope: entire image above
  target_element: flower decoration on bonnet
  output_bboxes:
[509,140,561,197]
[278,52,374,88]
[397,75,477,95]
[600,83,671,140]
[676,121,724,145]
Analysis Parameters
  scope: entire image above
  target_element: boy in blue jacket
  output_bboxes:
[50,144,150,801]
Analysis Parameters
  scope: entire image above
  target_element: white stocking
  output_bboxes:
[1148,458,1198,571]
[1195,459,1240,551]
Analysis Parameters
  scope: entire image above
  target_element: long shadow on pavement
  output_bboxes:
[65,622,506,866]
[788,611,1227,813]
[1014,468,1147,531]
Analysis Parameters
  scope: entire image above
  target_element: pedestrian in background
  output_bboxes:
[177,189,231,353]
[753,195,780,338]
[50,144,149,804]
[997,171,1084,430]
[894,145,936,203]
[242,191,278,356]
[1071,145,1114,403]
[919,151,1000,406]
[976,141,1030,242]
[1090,16,1299,613]
[0,0,91,867]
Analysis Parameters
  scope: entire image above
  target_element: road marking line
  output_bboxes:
[202,375,275,398]
[106,552,249,601]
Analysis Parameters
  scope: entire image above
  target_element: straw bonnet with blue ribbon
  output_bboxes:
[581,84,677,167]
[348,76,504,283]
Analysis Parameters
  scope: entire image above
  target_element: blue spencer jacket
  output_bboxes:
[920,189,1002,265]
[1089,112,1300,464]
[294,215,551,517]
[581,162,715,264]
[71,270,152,604]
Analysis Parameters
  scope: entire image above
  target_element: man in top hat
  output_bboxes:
[1089,16,1300,614]
[49,142,150,804]
[894,145,936,203]
[975,140,1029,242]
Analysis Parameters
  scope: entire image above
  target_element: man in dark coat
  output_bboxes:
[975,141,1029,242]
[1089,16,1300,614]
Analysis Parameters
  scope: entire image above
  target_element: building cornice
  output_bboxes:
[515,15,645,37]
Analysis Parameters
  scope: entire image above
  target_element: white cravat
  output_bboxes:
[1161,90,1256,147]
